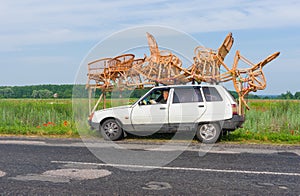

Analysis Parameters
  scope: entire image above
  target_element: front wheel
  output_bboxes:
[196,123,221,144]
[100,119,123,141]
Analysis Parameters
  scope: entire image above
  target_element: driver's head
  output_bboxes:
[163,90,169,100]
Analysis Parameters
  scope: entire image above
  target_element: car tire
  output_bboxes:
[100,119,123,141]
[196,123,221,144]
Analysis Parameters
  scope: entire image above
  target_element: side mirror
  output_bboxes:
[139,100,147,105]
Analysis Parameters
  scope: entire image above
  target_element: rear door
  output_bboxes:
[200,86,230,121]
[169,87,207,129]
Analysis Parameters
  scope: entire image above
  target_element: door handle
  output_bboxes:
[198,105,204,108]
[160,107,166,110]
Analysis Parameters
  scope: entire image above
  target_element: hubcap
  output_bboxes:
[199,124,216,140]
[103,122,119,137]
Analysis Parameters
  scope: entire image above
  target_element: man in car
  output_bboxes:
[157,89,169,104]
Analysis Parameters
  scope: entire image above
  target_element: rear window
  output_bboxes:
[173,87,203,103]
[202,87,223,102]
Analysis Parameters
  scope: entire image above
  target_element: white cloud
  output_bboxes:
[0,0,299,52]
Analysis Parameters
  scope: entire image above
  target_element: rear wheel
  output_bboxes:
[196,123,221,144]
[100,119,123,141]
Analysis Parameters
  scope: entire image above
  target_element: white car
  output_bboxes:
[89,85,244,143]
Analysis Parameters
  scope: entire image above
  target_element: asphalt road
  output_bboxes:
[0,137,300,195]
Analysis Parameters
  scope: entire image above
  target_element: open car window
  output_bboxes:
[140,88,170,105]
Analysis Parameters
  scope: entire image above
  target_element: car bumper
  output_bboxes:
[88,120,100,131]
[222,115,245,130]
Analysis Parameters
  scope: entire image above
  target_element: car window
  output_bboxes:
[202,87,223,102]
[173,87,203,104]
[140,88,169,105]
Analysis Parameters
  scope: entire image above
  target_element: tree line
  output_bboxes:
[0,85,80,98]
[0,84,299,99]
[0,85,147,99]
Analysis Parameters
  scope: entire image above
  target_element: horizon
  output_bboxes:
[0,83,296,96]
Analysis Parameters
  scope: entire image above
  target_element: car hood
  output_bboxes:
[94,105,132,116]
[93,105,132,123]
[97,105,131,112]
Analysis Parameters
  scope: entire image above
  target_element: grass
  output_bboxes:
[0,98,299,144]
[0,98,136,137]
[0,99,77,137]
[221,100,300,144]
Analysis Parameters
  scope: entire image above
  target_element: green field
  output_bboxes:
[0,99,299,143]
[0,99,76,136]
[222,100,300,143]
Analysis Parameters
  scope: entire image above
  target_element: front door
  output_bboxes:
[131,87,170,132]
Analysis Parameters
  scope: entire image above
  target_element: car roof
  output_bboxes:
[152,84,222,89]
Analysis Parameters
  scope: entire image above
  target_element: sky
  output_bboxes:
[0,0,299,95]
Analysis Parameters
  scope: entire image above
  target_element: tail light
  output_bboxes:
[232,104,238,115]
